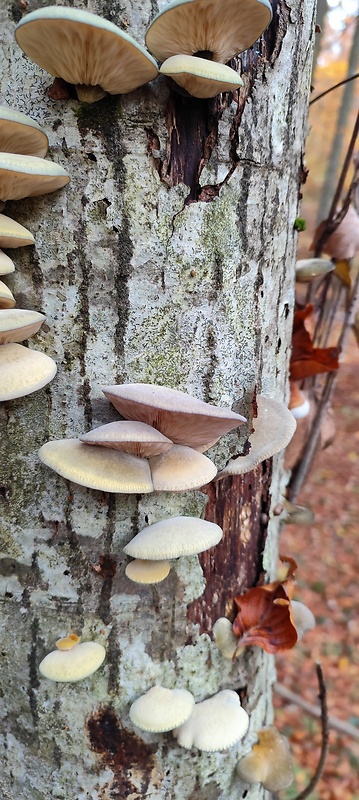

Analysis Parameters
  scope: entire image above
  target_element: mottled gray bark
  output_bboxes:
[0,1,315,798]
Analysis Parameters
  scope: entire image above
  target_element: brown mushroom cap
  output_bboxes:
[38,439,154,494]
[0,153,70,203]
[146,0,272,63]
[0,106,48,157]
[0,342,57,401]
[103,383,246,449]
[124,516,223,560]
[160,55,243,98]
[79,420,173,457]
[0,249,15,274]
[150,445,217,491]
[0,309,45,343]
[0,281,15,309]
[0,214,34,248]
[15,6,158,98]
[236,726,294,791]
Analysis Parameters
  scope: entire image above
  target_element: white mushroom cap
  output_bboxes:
[217,395,296,478]
[289,394,311,420]
[0,106,48,157]
[103,383,246,449]
[290,600,315,639]
[160,55,243,98]
[15,6,158,99]
[0,214,34,248]
[146,0,272,63]
[0,281,15,309]
[0,153,70,203]
[79,420,173,457]
[150,445,217,491]
[124,516,223,560]
[125,558,171,584]
[130,685,195,732]
[0,343,57,401]
[173,689,249,751]
[0,309,45,343]
[39,640,105,682]
[38,439,154,493]
[0,249,15,274]
[212,617,237,659]
[295,258,334,283]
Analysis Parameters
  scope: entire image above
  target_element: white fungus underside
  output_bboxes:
[0,343,57,400]
[0,106,48,157]
[0,154,70,201]
[160,55,243,98]
[0,309,45,343]
[0,213,34,247]
[124,516,223,559]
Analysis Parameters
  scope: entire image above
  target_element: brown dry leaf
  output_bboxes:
[290,304,340,380]
[333,258,351,287]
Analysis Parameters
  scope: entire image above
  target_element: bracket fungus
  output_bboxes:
[39,633,106,682]
[0,213,34,248]
[0,153,70,203]
[216,395,296,479]
[15,6,158,104]
[129,685,195,732]
[295,258,334,283]
[0,249,15,274]
[0,281,15,309]
[0,106,48,157]
[149,445,217,490]
[102,382,246,450]
[236,726,294,791]
[79,420,173,458]
[160,55,243,98]
[173,689,249,751]
[0,309,45,343]
[0,343,57,401]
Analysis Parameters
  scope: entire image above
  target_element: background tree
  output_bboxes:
[0,0,316,797]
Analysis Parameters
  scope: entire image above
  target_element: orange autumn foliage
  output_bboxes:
[290,304,340,381]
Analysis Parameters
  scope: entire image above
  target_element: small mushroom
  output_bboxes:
[217,395,296,478]
[0,281,15,309]
[39,633,106,682]
[160,55,243,98]
[212,617,237,659]
[0,249,15,274]
[288,382,310,420]
[0,105,48,157]
[149,444,217,491]
[0,343,57,401]
[79,420,173,457]
[0,309,45,343]
[236,726,294,791]
[173,689,249,751]
[124,516,223,560]
[125,559,171,584]
[15,6,158,104]
[295,258,334,283]
[290,600,315,639]
[0,153,70,203]
[282,498,315,525]
[129,685,195,732]
[0,213,34,248]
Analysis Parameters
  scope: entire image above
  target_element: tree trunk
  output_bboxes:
[0,1,316,798]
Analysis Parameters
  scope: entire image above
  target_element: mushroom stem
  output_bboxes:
[75,84,107,103]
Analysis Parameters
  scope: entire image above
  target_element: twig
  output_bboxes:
[274,683,359,741]
[309,72,359,105]
[291,663,329,800]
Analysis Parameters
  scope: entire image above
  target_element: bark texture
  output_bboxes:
[0,0,315,798]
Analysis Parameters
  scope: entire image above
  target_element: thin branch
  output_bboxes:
[274,683,359,741]
[309,72,359,105]
[291,663,329,800]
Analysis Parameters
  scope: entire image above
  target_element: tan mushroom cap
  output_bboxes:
[173,689,249,751]
[103,383,246,449]
[124,516,223,560]
[0,249,15,274]
[150,445,217,491]
[39,640,106,682]
[130,686,195,732]
[79,420,173,457]
[0,281,15,309]
[0,153,70,203]
[160,55,243,98]
[236,726,294,791]
[0,309,45,343]
[15,6,158,99]
[38,439,154,493]
[0,343,57,401]
[0,214,34,248]
[125,558,171,584]
[212,617,238,659]
[295,258,334,283]
[217,395,296,478]
[282,499,315,525]
[146,0,272,63]
[0,106,48,157]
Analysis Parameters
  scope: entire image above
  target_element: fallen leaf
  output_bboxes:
[290,304,340,380]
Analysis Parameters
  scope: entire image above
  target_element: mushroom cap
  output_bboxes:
[0,281,15,309]
[38,439,154,494]
[0,153,70,202]
[236,726,294,791]
[39,640,106,682]
[0,343,57,401]
[0,249,15,274]
[15,6,158,96]
[150,445,217,491]
[212,617,238,659]
[125,558,171,584]
[130,685,195,732]
[282,500,315,525]
[0,105,48,157]
[0,214,34,248]
[124,516,223,560]
[173,689,249,751]
[160,55,243,98]
[0,308,45,344]
[295,258,334,283]
[103,383,246,449]
[217,395,296,478]
[290,600,315,639]
[146,0,272,63]
[79,420,173,457]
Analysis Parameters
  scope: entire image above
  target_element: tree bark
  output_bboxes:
[0,1,316,798]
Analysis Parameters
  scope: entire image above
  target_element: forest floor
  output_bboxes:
[275,330,359,800]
